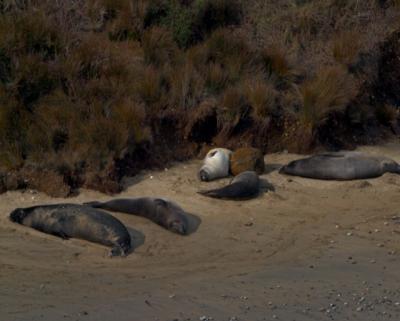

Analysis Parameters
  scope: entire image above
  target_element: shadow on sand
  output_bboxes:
[259,178,275,193]
[126,227,146,252]
[264,163,283,174]
[185,212,202,235]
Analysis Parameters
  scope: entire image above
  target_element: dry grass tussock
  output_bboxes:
[0,0,399,195]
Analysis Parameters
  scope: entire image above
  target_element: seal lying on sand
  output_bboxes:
[198,171,259,200]
[280,152,400,180]
[198,148,232,181]
[9,204,131,256]
[85,198,188,235]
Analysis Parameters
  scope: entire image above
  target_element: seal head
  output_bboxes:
[198,148,232,181]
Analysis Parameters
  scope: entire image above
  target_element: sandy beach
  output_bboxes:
[2,143,400,321]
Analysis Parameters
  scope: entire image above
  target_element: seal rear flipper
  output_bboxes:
[83,201,103,208]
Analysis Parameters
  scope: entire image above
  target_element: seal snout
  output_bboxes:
[198,168,210,182]
[169,220,187,235]
[9,208,27,223]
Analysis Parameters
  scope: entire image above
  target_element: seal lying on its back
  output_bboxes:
[85,198,188,235]
[198,148,232,181]
[198,171,259,200]
[280,152,400,180]
[9,204,131,256]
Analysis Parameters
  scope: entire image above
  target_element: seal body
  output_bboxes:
[198,171,260,200]
[280,152,400,180]
[85,198,188,235]
[198,148,232,181]
[230,147,265,176]
[9,204,131,256]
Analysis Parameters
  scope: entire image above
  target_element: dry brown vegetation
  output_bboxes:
[0,0,399,195]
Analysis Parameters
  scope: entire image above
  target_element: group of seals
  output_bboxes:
[280,151,400,180]
[9,148,400,256]
[198,148,400,199]
[9,197,190,256]
[198,147,265,200]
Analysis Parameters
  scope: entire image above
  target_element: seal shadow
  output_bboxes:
[185,212,202,235]
[264,163,283,174]
[121,173,148,189]
[259,178,275,193]
[126,227,146,251]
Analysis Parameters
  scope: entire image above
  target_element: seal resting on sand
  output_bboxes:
[279,151,400,180]
[9,204,131,256]
[85,198,188,235]
[198,171,260,200]
[198,148,232,181]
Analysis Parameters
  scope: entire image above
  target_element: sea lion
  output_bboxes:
[198,171,260,200]
[9,204,132,256]
[84,198,188,235]
[279,151,400,180]
[198,148,232,181]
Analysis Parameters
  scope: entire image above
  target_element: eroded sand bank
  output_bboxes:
[2,143,400,321]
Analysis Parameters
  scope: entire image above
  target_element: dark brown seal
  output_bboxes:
[9,203,132,256]
[84,198,189,235]
[198,171,260,200]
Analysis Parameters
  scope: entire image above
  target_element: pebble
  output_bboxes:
[346,232,353,236]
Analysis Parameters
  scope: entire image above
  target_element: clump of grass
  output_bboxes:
[219,85,248,123]
[375,104,399,125]
[244,79,278,119]
[6,10,63,59]
[261,45,293,85]
[206,29,252,66]
[135,65,163,106]
[297,65,358,130]
[204,62,228,94]
[332,30,361,67]
[165,61,205,109]
[193,0,243,36]
[142,26,180,66]
[13,54,57,106]
[0,97,26,170]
